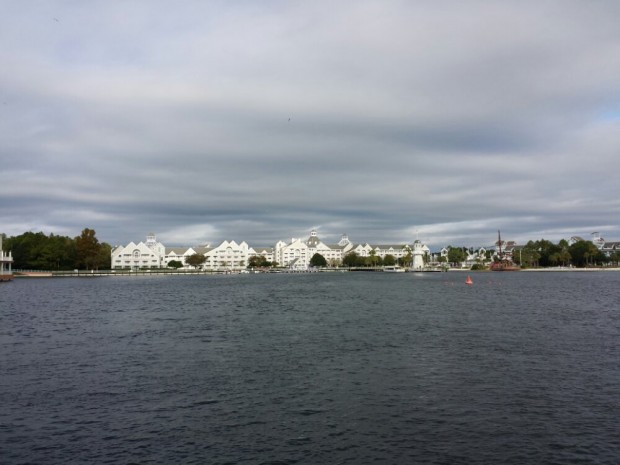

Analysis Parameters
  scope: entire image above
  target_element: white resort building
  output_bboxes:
[110,233,166,270]
[111,234,272,271]
[111,230,431,271]
[274,230,350,270]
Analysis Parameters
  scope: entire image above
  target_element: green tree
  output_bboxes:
[556,239,571,267]
[96,242,112,270]
[368,249,383,267]
[75,228,103,270]
[519,241,542,267]
[49,234,77,270]
[383,254,396,266]
[310,253,327,267]
[5,231,77,270]
[569,240,602,267]
[5,231,46,269]
[400,248,413,267]
[609,251,620,266]
[185,253,206,269]
[548,252,560,266]
[447,247,466,266]
[558,249,572,266]
[248,255,270,268]
[168,260,183,269]
[343,252,359,267]
[529,239,560,267]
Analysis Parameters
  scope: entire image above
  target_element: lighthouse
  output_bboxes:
[412,239,425,271]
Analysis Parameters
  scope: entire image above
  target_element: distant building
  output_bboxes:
[248,246,275,265]
[1,236,14,281]
[569,236,585,245]
[275,230,348,270]
[203,240,251,270]
[112,234,255,271]
[589,232,620,257]
[273,230,432,270]
[111,233,166,270]
[601,242,620,256]
[164,246,202,267]
[111,230,435,271]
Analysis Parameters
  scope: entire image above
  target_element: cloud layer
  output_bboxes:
[1,1,619,248]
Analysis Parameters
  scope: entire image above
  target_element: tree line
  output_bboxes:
[513,238,619,268]
[3,229,618,271]
[1,229,111,270]
[341,251,413,268]
[338,238,620,269]
[439,238,620,268]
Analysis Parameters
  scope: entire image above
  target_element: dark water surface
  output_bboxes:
[1,271,618,464]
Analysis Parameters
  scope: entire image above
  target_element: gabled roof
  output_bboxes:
[326,244,348,250]
[371,244,410,250]
[166,247,192,255]
[251,247,274,253]
[193,246,212,254]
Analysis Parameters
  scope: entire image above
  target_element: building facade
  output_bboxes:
[111,231,433,271]
[111,233,166,270]
[274,230,349,270]
[1,236,14,281]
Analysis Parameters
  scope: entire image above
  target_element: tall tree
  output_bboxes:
[368,249,381,267]
[75,228,102,270]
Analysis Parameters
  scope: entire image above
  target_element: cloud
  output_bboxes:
[1,1,620,249]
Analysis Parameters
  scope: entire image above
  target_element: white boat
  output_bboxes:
[383,266,406,273]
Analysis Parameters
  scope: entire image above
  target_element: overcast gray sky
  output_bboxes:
[1,1,619,248]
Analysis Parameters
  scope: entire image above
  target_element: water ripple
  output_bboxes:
[1,273,619,464]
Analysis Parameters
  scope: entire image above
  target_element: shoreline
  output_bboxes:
[9,266,620,278]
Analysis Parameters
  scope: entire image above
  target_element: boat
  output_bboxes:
[383,265,406,273]
[465,275,473,285]
[490,230,520,271]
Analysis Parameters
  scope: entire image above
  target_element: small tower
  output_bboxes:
[146,233,157,249]
[307,229,321,248]
[412,240,425,270]
[338,234,350,246]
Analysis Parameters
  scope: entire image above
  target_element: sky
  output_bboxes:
[1,1,619,249]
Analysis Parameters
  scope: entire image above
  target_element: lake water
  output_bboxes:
[1,271,618,464]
